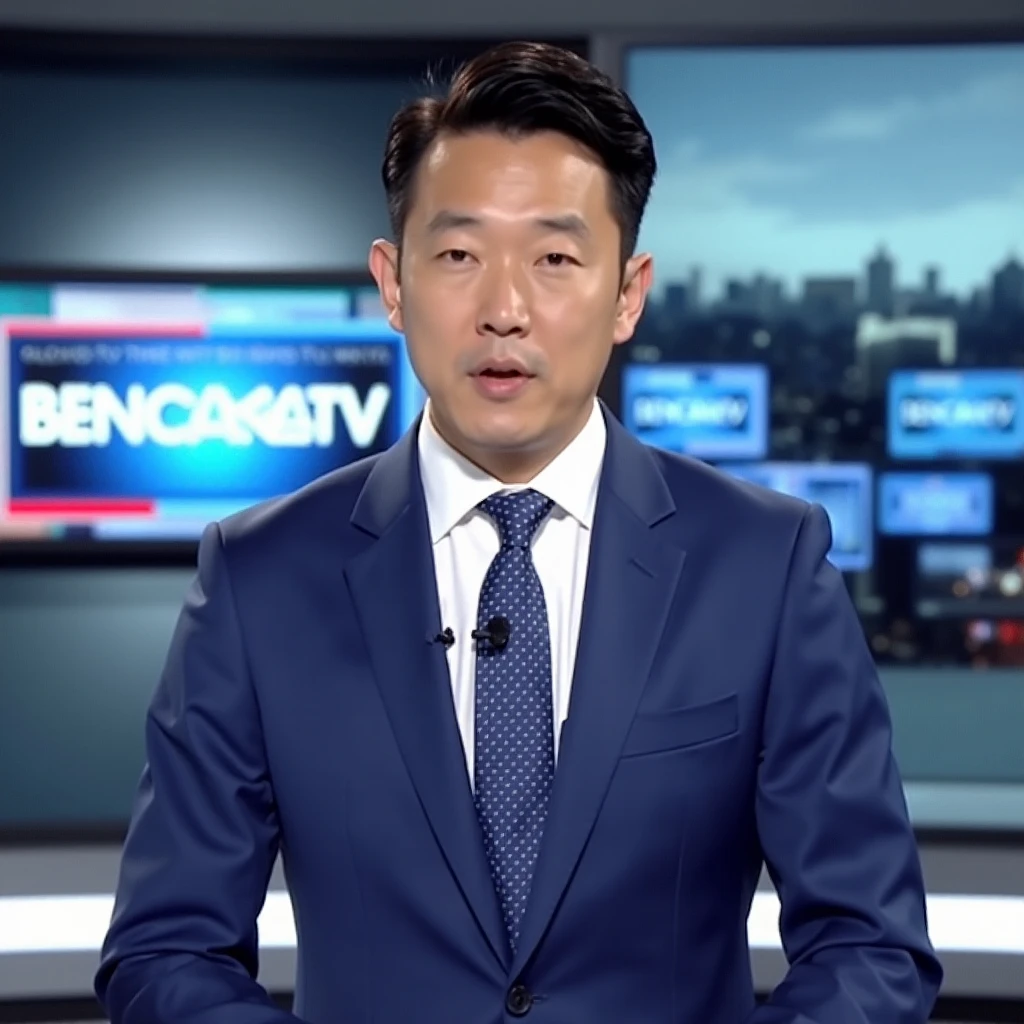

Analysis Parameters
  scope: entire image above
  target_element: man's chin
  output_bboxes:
[465,410,552,449]
[467,430,546,455]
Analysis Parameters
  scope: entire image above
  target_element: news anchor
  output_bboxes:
[96,42,942,1024]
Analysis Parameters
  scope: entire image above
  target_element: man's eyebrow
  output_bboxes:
[425,211,482,234]
[424,211,591,240]
[533,214,591,240]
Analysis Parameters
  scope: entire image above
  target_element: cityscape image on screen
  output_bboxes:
[624,42,1024,668]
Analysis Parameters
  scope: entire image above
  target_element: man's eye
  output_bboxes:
[442,249,471,262]
[542,253,573,267]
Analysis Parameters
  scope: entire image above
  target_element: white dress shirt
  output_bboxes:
[417,400,607,783]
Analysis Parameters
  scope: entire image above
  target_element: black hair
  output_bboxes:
[381,40,657,265]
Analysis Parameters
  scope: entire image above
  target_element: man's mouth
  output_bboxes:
[478,368,528,379]
[471,364,535,398]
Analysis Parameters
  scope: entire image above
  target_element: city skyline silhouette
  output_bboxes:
[627,43,1024,301]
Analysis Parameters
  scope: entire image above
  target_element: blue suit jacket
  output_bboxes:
[96,408,941,1024]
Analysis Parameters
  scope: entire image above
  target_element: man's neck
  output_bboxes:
[428,404,595,485]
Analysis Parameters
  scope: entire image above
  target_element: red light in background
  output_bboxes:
[996,621,1024,646]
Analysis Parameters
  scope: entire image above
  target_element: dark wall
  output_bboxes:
[0,39,504,272]
[0,0,1022,36]
[0,568,188,829]
[0,65,409,270]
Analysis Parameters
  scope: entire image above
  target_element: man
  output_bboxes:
[96,41,942,1024]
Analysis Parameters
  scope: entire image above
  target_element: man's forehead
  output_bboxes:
[423,128,600,165]
[409,132,613,229]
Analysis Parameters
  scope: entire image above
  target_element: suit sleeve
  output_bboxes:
[748,504,943,1024]
[95,522,304,1024]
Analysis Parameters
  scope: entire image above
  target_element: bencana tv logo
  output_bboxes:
[632,393,751,431]
[17,381,391,449]
[897,394,1016,432]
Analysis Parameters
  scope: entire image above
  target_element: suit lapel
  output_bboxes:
[344,428,510,969]
[511,414,687,976]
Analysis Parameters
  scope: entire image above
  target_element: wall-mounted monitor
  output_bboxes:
[621,362,768,460]
[916,540,1024,619]
[722,461,874,572]
[887,369,1024,460]
[0,273,421,557]
[879,471,994,536]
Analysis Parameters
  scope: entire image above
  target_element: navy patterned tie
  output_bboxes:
[474,489,555,952]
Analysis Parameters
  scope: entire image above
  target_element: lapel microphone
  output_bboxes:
[432,627,455,648]
[472,615,511,651]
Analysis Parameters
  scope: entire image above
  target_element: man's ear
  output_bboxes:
[613,252,654,345]
[369,239,403,333]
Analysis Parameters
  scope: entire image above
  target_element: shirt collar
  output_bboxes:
[417,399,607,544]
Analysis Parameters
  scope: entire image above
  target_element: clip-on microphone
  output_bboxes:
[471,615,511,651]
[432,626,455,648]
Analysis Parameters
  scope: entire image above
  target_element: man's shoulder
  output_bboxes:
[214,450,383,562]
[633,444,831,621]
[640,444,811,538]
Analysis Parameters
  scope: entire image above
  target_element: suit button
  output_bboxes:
[506,983,533,1016]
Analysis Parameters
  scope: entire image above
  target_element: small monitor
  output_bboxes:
[723,461,874,572]
[879,472,994,536]
[622,362,769,460]
[887,370,1024,460]
[916,540,1024,619]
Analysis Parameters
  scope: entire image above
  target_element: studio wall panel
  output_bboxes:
[0,0,1023,37]
[0,66,413,270]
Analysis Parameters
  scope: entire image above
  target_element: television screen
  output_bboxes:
[621,362,768,459]
[0,277,422,550]
[879,471,994,536]
[916,540,1024,618]
[888,369,1024,459]
[622,40,1024,666]
[723,461,873,572]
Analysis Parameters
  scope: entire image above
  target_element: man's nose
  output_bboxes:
[477,262,530,336]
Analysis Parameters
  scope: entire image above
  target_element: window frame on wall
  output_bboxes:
[592,21,1024,415]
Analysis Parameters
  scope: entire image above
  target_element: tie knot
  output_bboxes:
[480,489,554,549]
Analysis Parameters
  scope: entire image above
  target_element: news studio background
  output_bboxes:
[1,41,1022,678]
[621,41,1024,671]
[0,22,1021,1024]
